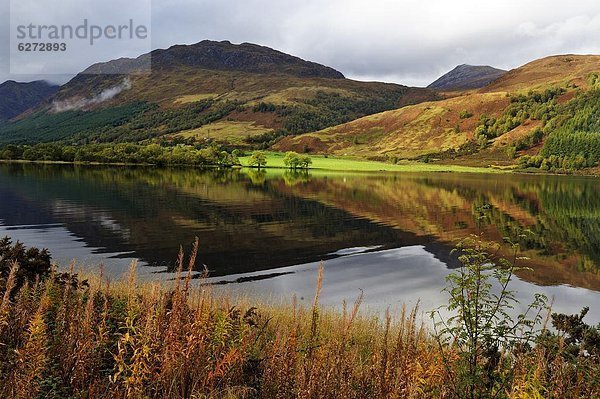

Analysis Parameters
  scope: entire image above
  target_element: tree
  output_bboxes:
[505,146,517,159]
[284,152,312,169]
[248,151,268,169]
[283,151,301,169]
[299,154,312,169]
[460,110,473,119]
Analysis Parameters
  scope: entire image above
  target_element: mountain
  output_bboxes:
[427,64,507,91]
[82,40,345,78]
[0,40,436,145]
[0,80,59,121]
[275,55,600,167]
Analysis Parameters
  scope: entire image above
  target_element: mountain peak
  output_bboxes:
[0,80,59,121]
[81,40,345,79]
[427,64,507,91]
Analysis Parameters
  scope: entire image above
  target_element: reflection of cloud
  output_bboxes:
[208,246,600,325]
[52,199,130,239]
[51,78,131,112]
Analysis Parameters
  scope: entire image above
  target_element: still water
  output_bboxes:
[1,164,599,321]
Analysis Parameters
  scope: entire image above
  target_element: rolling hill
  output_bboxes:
[0,40,436,146]
[0,80,59,121]
[427,64,507,91]
[275,55,600,168]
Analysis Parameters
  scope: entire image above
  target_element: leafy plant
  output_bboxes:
[431,234,548,399]
[0,236,51,291]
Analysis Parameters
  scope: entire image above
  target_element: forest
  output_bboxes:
[0,142,240,166]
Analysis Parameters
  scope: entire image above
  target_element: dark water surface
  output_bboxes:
[1,164,599,321]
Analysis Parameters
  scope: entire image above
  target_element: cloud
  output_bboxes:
[51,78,131,112]
[1,0,599,87]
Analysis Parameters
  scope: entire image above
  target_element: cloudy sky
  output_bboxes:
[1,0,600,87]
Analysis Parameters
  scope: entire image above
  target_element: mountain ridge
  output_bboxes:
[275,54,600,167]
[79,40,345,79]
[0,40,436,145]
[0,80,59,121]
[427,64,507,91]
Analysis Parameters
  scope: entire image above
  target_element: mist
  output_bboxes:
[51,78,131,112]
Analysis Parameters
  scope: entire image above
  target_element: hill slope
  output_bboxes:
[427,64,506,91]
[80,40,344,78]
[0,80,59,121]
[0,40,436,146]
[275,54,600,167]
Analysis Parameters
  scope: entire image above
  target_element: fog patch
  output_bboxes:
[52,78,131,112]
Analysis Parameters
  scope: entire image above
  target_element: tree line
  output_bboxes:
[0,142,240,167]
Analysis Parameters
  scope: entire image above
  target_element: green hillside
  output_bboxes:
[0,41,435,147]
[275,55,600,172]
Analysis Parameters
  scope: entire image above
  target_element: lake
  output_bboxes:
[1,163,599,322]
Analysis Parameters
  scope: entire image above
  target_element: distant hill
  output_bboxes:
[81,40,345,78]
[0,40,436,145]
[275,55,600,168]
[427,64,507,91]
[481,55,599,92]
[0,80,58,121]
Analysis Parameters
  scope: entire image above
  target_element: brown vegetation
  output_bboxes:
[0,238,598,398]
[276,55,600,165]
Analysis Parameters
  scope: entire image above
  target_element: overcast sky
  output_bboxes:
[2,0,600,87]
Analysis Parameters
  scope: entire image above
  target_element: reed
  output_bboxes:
[0,255,597,399]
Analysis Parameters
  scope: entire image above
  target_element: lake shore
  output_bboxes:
[1,260,597,399]
[4,152,600,176]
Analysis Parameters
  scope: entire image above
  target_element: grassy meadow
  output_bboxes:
[0,237,598,399]
[239,152,500,173]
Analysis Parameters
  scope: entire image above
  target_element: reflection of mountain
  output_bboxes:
[1,164,599,290]
[274,172,600,290]
[0,164,425,276]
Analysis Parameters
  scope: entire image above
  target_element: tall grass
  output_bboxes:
[0,244,597,398]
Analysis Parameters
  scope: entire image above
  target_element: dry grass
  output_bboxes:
[274,92,510,158]
[175,121,273,144]
[0,244,597,398]
[482,55,600,93]
[275,55,600,162]
[173,94,219,104]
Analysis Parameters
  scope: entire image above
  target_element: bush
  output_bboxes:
[0,236,51,292]
[0,239,596,398]
[459,110,473,119]
[431,234,548,399]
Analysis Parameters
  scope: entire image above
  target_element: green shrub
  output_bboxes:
[459,110,473,119]
[0,236,51,291]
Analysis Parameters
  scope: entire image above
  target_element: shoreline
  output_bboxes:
[1,156,599,177]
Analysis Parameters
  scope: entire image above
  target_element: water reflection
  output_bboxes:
[208,247,600,325]
[0,163,599,307]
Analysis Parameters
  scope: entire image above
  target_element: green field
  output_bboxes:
[239,152,501,173]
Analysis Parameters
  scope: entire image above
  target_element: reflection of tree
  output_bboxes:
[536,186,600,264]
[417,175,600,268]
[245,169,267,185]
[282,170,311,186]
[2,163,599,284]
[0,163,404,276]
[280,172,600,280]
